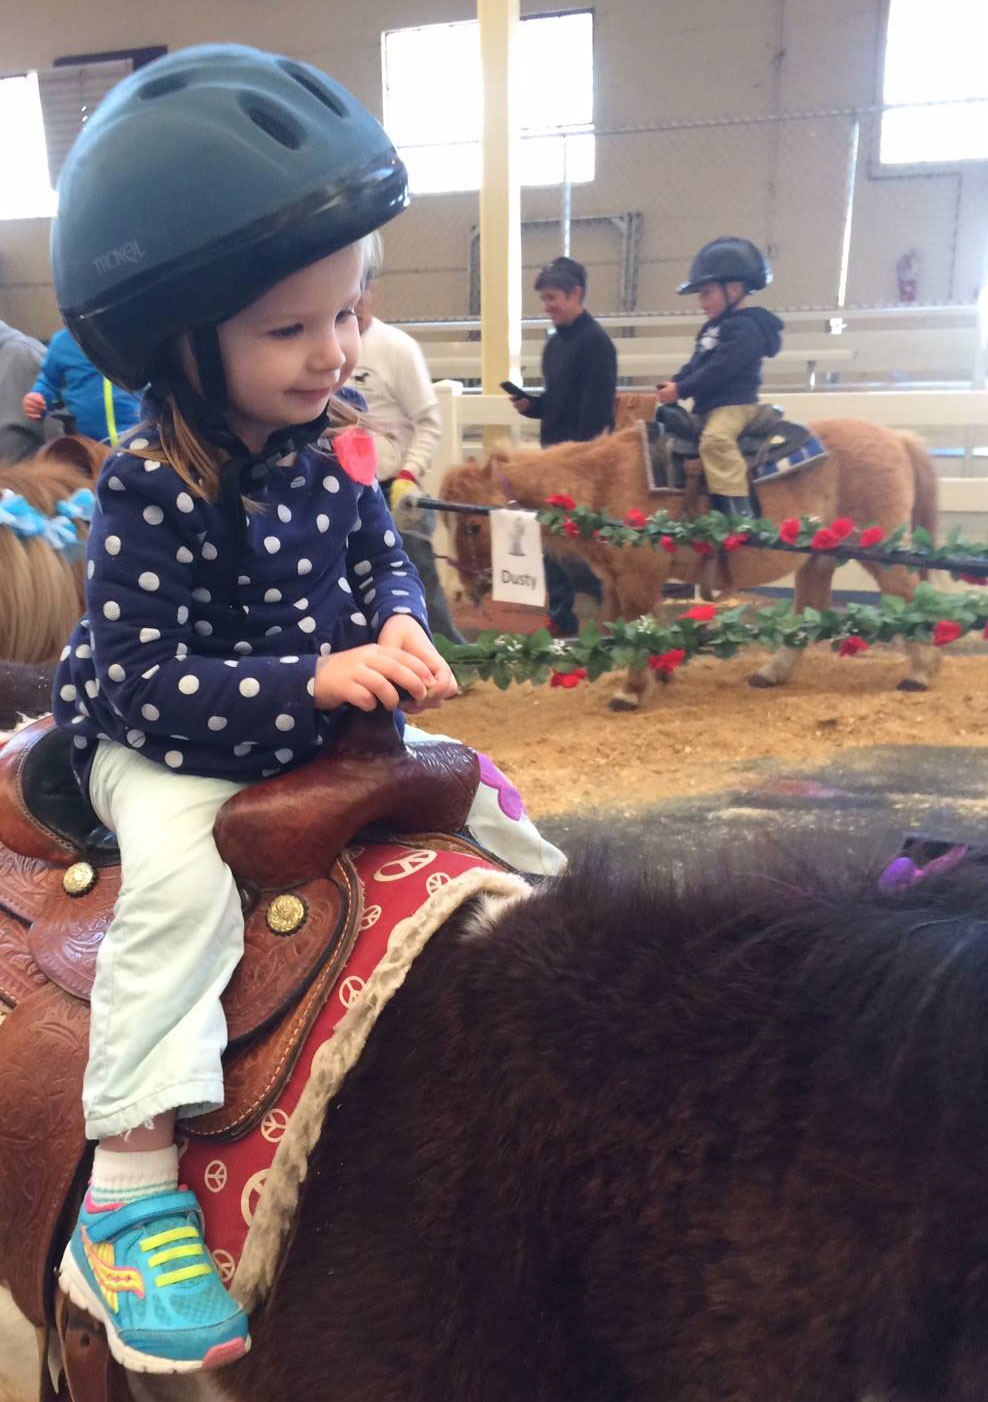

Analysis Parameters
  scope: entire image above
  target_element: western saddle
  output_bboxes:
[643,402,813,497]
[0,708,481,1400]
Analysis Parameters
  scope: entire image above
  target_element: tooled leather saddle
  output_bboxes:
[643,403,813,496]
[0,708,480,1357]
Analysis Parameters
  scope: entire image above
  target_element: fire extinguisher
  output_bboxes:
[897,249,920,303]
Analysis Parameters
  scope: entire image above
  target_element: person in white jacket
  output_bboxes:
[354,282,465,644]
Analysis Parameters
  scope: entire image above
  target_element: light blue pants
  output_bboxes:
[83,732,564,1140]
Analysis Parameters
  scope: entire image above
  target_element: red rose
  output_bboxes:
[563,519,581,539]
[692,541,714,557]
[811,527,839,551]
[679,604,717,622]
[724,533,749,551]
[546,493,576,509]
[660,535,677,554]
[624,508,647,528]
[779,518,801,545]
[648,648,686,675]
[932,619,963,647]
[549,668,587,689]
[838,636,870,657]
[859,526,884,548]
[959,572,986,585]
[830,517,855,541]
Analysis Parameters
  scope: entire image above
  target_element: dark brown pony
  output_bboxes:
[4,807,988,1398]
[172,839,988,1402]
[0,437,108,664]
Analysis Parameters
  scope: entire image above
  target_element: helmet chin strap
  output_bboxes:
[154,326,334,602]
[157,326,333,465]
[720,280,745,313]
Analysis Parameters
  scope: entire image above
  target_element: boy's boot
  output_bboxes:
[709,493,753,519]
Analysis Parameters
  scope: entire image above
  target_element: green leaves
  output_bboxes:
[536,504,988,580]
[431,587,988,691]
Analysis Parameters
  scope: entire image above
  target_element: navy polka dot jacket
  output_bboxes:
[52,433,430,790]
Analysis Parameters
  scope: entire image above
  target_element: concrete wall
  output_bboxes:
[2,0,985,336]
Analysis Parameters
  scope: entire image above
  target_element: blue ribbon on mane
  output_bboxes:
[0,487,96,561]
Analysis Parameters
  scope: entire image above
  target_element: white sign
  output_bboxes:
[489,509,546,607]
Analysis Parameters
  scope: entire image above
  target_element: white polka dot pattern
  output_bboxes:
[52,436,429,781]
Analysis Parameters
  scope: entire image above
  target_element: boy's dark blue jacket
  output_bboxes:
[674,306,784,415]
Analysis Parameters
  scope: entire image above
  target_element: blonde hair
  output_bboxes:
[125,232,388,496]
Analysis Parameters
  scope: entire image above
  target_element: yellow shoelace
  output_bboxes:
[139,1224,212,1288]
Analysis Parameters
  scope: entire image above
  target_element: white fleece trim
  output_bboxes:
[232,865,532,1310]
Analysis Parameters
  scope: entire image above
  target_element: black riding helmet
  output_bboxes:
[677,237,771,296]
[52,44,409,392]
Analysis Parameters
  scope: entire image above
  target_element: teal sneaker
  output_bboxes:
[58,1186,250,1374]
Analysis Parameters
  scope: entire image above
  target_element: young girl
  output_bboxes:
[50,43,562,1375]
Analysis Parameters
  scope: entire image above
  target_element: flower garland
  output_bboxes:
[538,497,988,583]
[435,584,988,690]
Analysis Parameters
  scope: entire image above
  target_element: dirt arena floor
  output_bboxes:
[414,592,988,866]
[416,637,988,816]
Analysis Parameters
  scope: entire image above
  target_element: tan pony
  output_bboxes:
[0,437,108,665]
[441,418,940,710]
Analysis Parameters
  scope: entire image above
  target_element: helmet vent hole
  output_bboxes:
[138,75,189,100]
[277,61,346,118]
[241,101,303,150]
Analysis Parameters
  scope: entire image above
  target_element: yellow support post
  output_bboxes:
[478,0,521,450]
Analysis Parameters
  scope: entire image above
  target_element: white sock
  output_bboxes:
[89,1144,180,1207]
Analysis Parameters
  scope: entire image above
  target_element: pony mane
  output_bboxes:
[0,436,104,663]
[475,838,988,1162]
[440,458,498,504]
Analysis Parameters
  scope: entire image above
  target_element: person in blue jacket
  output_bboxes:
[22,326,143,443]
[657,238,784,517]
[49,44,562,1378]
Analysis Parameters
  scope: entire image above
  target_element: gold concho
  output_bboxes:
[266,893,307,936]
[63,861,97,897]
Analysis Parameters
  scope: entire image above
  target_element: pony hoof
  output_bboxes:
[608,692,640,712]
[896,678,929,692]
[748,672,778,689]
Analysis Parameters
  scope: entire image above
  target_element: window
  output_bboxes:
[383,11,594,194]
[0,57,137,221]
[0,74,58,220]
[881,0,988,164]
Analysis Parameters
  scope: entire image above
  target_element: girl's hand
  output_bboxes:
[22,392,47,419]
[377,614,458,711]
[313,644,435,713]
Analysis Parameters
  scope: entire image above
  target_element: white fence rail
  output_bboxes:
[407,304,986,393]
[431,385,988,474]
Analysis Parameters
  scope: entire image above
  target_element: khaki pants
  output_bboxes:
[698,403,761,496]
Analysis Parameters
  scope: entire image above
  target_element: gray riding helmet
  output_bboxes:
[52,44,408,390]
[677,237,771,296]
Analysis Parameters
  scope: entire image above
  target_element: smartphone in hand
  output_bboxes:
[500,381,525,397]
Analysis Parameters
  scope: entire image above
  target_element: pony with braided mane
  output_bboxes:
[0,437,107,664]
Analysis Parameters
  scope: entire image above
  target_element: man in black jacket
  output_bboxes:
[658,237,784,518]
[510,257,617,633]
